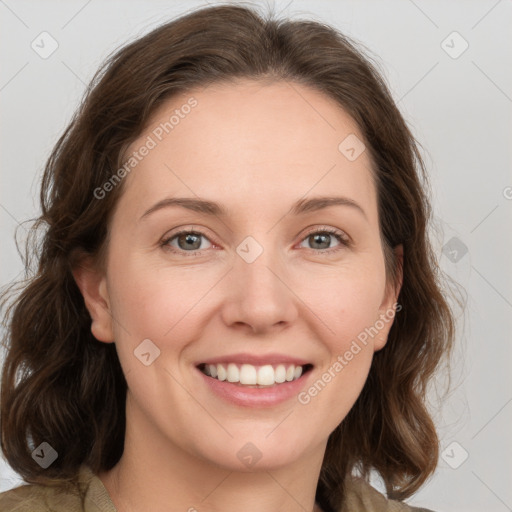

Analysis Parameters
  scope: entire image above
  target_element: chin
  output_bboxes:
[194,434,310,472]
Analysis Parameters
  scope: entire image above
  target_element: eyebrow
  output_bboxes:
[139,195,367,221]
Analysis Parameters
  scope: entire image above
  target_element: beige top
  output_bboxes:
[0,464,435,511]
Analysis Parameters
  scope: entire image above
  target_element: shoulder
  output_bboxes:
[0,464,116,512]
[341,476,436,512]
[0,481,81,512]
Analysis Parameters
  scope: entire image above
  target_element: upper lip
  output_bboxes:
[196,353,312,367]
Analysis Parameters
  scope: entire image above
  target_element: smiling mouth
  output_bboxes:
[197,362,314,387]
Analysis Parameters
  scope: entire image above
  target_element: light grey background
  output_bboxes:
[1,1,511,511]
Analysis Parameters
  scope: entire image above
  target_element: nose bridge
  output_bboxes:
[236,233,286,300]
[222,233,297,331]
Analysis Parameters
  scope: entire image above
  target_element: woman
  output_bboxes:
[0,4,457,511]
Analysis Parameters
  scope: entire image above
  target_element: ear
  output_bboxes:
[374,243,403,351]
[71,253,114,343]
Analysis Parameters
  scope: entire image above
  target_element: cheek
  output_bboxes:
[104,253,172,358]
[315,265,386,412]
[301,261,387,347]
[106,253,217,356]
[108,250,181,322]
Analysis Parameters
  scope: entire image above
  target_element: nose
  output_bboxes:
[220,242,298,334]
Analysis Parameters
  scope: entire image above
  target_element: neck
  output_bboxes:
[98,393,327,512]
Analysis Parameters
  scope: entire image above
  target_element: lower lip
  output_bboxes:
[196,366,313,408]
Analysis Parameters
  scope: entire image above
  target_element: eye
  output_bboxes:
[161,226,351,257]
[298,227,351,253]
[161,230,213,256]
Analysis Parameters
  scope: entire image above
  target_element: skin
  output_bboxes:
[73,79,402,512]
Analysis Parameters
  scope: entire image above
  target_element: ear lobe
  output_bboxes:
[71,255,114,343]
[375,244,404,352]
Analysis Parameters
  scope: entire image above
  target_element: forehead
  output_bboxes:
[117,79,377,223]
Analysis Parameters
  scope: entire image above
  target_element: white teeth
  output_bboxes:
[200,362,306,386]
[227,363,239,382]
[257,365,274,386]
[216,364,227,381]
[274,364,286,383]
[240,364,257,385]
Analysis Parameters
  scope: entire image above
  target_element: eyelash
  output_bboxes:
[160,226,351,257]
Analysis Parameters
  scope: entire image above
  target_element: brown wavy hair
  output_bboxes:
[0,3,461,510]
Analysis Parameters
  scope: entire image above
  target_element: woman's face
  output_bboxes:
[80,79,401,471]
